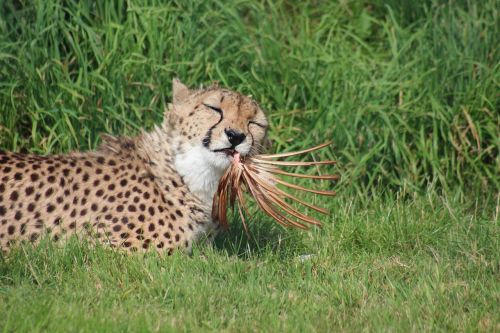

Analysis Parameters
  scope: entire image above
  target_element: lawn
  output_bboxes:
[0,0,498,332]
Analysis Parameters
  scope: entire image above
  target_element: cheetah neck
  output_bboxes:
[138,123,224,207]
[173,145,225,205]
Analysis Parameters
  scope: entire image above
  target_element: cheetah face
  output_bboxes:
[170,79,268,171]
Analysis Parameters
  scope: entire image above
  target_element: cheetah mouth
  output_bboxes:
[213,148,237,157]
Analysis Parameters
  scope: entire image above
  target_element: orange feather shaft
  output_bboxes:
[256,141,333,159]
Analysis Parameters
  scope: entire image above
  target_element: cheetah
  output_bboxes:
[0,79,268,253]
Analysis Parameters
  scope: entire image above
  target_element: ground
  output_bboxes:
[0,1,498,332]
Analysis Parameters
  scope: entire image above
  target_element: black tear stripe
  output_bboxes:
[249,131,255,150]
[202,110,224,148]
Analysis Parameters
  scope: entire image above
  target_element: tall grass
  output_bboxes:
[0,0,498,195]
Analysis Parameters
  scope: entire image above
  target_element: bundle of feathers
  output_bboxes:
[212,142,338,231]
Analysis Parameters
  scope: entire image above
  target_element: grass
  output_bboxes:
[0,0,499,332]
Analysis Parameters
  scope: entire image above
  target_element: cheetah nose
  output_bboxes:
[225,129,246,147]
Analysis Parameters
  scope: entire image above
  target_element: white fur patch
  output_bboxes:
[174,144,230,204]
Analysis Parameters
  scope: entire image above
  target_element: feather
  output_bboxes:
[213,142,338,230]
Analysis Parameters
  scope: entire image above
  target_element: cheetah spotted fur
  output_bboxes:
[0,79,268,254]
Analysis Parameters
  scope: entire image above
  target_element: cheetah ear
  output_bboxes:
[172,78,190,104]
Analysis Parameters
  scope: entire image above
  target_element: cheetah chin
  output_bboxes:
[0,79,268,254]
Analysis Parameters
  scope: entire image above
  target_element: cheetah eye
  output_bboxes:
[203,103,222,114]
[248,120,267,129]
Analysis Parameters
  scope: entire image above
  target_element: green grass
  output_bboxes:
[0,0,499,332]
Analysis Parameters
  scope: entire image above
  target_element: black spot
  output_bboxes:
[47,204,55,213]
[10,191,19,201]
[25,186,34,196]
[45,188,54,197]
[148,207,155,216]
[7,225,15,234]
[14,172,23,180]
[0,155,10,164]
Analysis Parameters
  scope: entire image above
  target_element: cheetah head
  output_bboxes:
[167,79,268,202]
